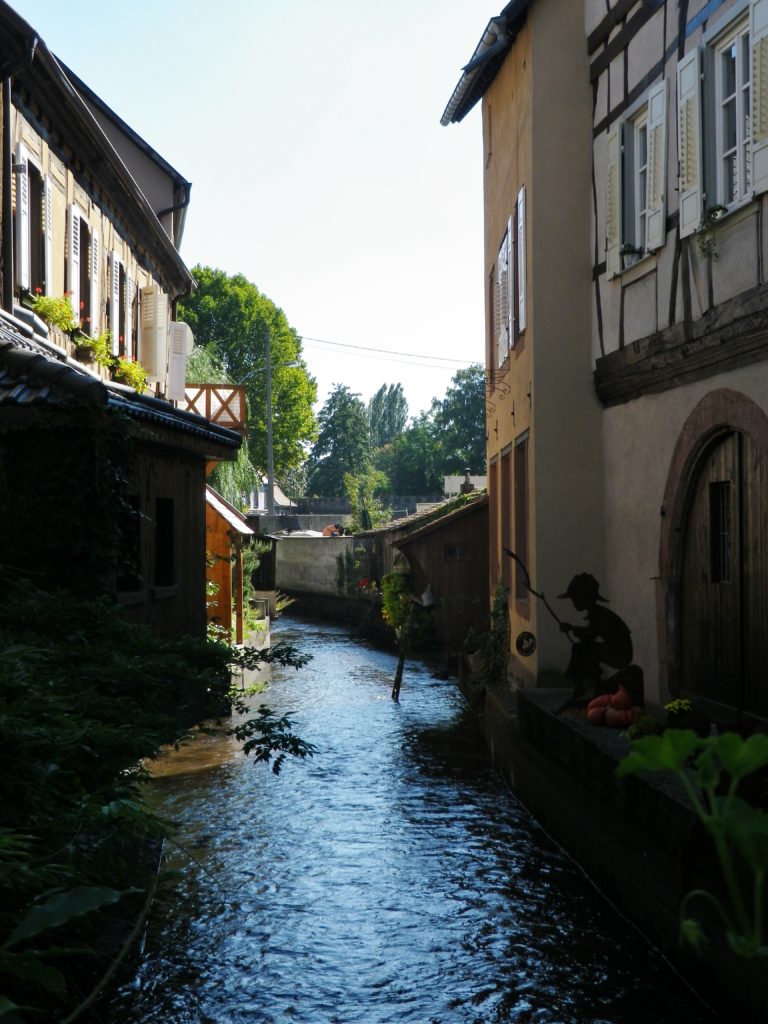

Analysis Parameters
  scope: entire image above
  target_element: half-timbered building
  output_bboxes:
[445,0,768,723]
[0,1,240,637]
[591,0,768,721]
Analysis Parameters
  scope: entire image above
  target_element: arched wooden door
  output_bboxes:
[680,430,768,718]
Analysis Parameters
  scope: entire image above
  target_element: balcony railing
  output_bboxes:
[184,384,247,433]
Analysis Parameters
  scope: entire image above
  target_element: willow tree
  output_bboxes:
[179,266,317,480]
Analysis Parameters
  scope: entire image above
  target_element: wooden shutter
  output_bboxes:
[125,271,133,359]
[507,214,515,345]
[15,143,30,291]
[167,321,193,401]
[677,48,703,238]
[89,229,99,336]
[43,176,53,296]
[496,231,509,366]
[139,284,168,378]
[517,186,527,332]
[66,204,80,320]
[606,127,621,276]
[750,0,768,194]
[110,252,120,354]
[645,79,668,251]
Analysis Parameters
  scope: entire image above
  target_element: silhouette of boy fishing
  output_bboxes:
[504,550,641,707]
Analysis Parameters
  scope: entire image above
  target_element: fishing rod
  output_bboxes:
[503,548,568,632]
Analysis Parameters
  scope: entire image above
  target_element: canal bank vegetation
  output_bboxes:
[618,729,768,971]
[0,577,313,1023]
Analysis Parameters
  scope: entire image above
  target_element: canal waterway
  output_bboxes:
[111,617,719,1024]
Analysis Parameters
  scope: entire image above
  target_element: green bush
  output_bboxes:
[0,578,313,1020]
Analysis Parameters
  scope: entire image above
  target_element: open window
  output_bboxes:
[677,0,768,237]
[606,80,668,274]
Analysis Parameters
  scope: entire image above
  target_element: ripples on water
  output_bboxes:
[110,618,718,1024]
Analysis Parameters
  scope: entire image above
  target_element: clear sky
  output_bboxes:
[10,0,485,419]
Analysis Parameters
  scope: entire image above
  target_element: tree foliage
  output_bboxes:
[368,383,408,449]
[430,364,486,474]
[343,468,389,531]
[307,385,371,496]
[373,413,443,495]
[179,266,318,479]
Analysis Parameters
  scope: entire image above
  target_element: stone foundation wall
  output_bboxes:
[458,669,767,1024]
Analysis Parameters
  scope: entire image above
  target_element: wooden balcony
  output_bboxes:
[184,384,247,433]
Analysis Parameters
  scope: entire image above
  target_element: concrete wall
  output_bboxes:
[276,536,363,596]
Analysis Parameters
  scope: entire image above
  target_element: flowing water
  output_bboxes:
[110,617,718,1024]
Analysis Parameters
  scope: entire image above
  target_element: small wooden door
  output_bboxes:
[680,431,768,718]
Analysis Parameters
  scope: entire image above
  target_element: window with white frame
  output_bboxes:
[714,17,752,206]
[606,80,668,276]
[14,144,52,297]
[677,0,768,238]
[493,186,527,363]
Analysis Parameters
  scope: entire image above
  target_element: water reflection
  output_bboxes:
[111,618,717,1024]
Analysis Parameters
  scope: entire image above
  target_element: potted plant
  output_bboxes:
[74,330,113,368]
[112,357,149,394]
[28,290,79,334]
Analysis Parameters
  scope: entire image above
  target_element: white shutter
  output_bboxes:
[125,271,133,359]
[496,232,509,367]
[110,252,120,354]
[66,204,80,321]
[90,230,99,336]
[167,321,193,401]
[677,48,703,238]
[15,143,30,291]
[517,186,527,332]
[750,0,768,193]
[507,214,515,345]
[43,176,53,296]
[606,127,621,276]
[139,284,168,378]
[645,79,668,251]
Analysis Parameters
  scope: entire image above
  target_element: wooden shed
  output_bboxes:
[205,486,254,644]
[392,494,489,656]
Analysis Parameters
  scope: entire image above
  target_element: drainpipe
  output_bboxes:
[2,35,38,314]
[157,180,192,251]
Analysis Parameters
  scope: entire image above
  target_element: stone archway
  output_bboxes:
[658,389,768,718]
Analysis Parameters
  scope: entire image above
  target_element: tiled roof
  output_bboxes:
[0,314,240,451]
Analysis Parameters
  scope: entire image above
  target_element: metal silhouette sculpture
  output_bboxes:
[557,573,634,705]
[503,550,642,709]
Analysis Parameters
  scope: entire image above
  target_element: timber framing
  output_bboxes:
[595,283,768,406]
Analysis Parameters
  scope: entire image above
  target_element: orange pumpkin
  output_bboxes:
[605,705,642,728]
[609,686,632,711]
[587,694,612,711]
[587,706,607,726]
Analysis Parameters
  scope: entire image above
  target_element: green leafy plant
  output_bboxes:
[618,730,768,965]
[29,292,79,333]
[0,579,314,1020]
[74,330,113,368]
[696,205,728,261]
[466,580,510,690]
[112,357,149,393]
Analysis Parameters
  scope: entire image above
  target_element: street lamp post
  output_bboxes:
[238,342,298,518]
[265,334,275,517]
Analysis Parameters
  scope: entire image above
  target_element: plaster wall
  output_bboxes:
[529,0,605,673]
[602,365,768,703]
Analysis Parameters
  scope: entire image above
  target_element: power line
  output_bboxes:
[300,334,475,367]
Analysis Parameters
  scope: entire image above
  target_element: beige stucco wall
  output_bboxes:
[482,0,604,682]
[602,364,768,703]
[528,0,605,675]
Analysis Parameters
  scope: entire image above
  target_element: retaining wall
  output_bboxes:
[459,670,766,1024]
